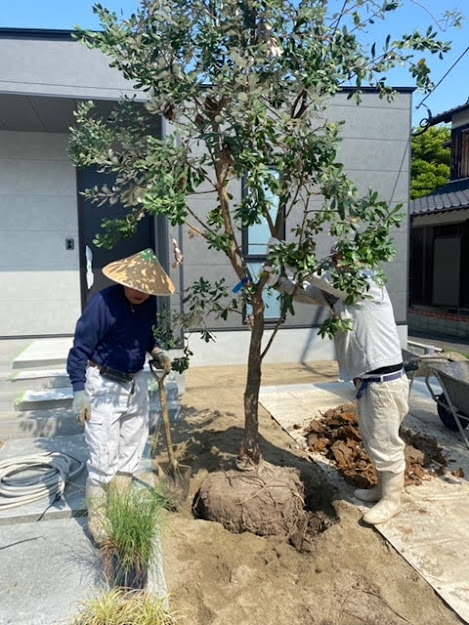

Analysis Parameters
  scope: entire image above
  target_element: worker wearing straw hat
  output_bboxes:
[67,248,175,545]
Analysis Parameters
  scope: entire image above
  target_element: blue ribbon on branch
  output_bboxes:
[232,277,249,293]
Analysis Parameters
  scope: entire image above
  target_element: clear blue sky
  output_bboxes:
[1,0,467,126]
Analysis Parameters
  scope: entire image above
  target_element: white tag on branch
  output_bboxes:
[172,237,184,268]
[267,37,283,58]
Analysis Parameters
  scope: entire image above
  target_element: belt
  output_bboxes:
[356,365,405,400]
[366,363,403,376]
[89,361,138,383]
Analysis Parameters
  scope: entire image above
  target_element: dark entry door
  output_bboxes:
[77,167,154,308]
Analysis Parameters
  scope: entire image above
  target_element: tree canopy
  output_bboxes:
[71,0,461,465]
[411,125,451,199]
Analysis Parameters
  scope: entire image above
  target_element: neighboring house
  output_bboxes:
[409,101,469,339]
[0,29,413,365]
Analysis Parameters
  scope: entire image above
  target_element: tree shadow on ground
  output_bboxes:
[152,403,340,521]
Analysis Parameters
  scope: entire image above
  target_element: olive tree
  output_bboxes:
[71,0,460,469]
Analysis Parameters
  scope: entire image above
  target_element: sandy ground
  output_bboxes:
[155,362,464,625]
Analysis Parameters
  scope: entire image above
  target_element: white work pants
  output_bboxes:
[357,375,410,475]
[84,366,149,486]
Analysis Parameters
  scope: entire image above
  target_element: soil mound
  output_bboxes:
[304,403,461,488]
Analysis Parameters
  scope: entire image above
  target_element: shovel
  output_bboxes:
[149,361,191,501]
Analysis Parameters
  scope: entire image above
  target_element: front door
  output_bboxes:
[77,167,155,308]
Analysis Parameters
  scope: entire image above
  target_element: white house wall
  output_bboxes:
[0,130,81,337]
[0,37,141,101]
[186,325,409,367]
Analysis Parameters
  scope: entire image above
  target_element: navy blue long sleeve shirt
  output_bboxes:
[67,285,159,392]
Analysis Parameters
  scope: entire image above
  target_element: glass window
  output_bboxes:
[246,262,282,319]
[247,182,280,255]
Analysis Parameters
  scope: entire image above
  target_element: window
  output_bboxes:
[242,169,283,320]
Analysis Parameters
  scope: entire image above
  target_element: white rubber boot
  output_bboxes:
[362,471,404,525]
[86,480,109,545]
[354,484,381,503]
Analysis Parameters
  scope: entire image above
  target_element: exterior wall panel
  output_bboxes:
[0,37,141,101]
[0,130,81,337]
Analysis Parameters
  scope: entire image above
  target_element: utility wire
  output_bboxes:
[416,44,469,111]
[413,44,469,136]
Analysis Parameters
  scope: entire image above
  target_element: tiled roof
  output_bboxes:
[430,101,469,125]
[410,178,469,215]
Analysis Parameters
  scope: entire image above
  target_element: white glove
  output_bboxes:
[151,349,172,374]
[72,391,91,426]
[261,263,280,287]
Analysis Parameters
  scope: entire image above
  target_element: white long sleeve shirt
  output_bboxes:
[279,269,403,382]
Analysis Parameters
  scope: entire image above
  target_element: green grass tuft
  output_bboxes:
[71,587,178,625]
[103,485,171,588]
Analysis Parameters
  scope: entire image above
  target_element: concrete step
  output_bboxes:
[6,369,183,395]
[8,368,71,391]
[10,338,186,393]
[0,401,181,440]
[0,407,80,439]
[11,339,186,383]
[9,365,185,397]
[12,338,72,370]
[15,387,73,411]
[14,381,181,412]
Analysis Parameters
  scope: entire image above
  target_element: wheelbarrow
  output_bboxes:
[424,360,469,449]
[149,361,191,501]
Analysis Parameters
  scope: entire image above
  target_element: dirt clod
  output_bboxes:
[304,403,447,488]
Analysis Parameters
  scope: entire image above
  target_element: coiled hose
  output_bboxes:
[0,452,84,510]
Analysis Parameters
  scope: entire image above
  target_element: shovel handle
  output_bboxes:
[150,360,177,466]
[158,375,176,467]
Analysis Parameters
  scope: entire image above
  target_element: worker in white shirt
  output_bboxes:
[263,241,409,525]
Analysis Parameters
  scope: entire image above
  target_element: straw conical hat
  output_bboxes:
[103,248,175,296]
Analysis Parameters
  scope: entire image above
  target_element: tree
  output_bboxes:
[71,0,460,474]
[411,125,451,199]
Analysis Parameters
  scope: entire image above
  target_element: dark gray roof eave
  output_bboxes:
[409,178,469,216]
[430,103,469,125]
[0,28,75,40]
[411,205,469,217]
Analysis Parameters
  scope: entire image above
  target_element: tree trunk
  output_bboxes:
[238,292,264,469]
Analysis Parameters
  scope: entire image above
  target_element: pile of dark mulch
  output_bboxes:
[303,403,463,489]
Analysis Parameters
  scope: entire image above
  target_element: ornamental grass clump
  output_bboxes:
[103,486,170,589]
[71,587,178,625]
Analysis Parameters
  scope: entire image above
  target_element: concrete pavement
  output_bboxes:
[0,433,167,625]
[260,377,469,625]
[408,331,469,356]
